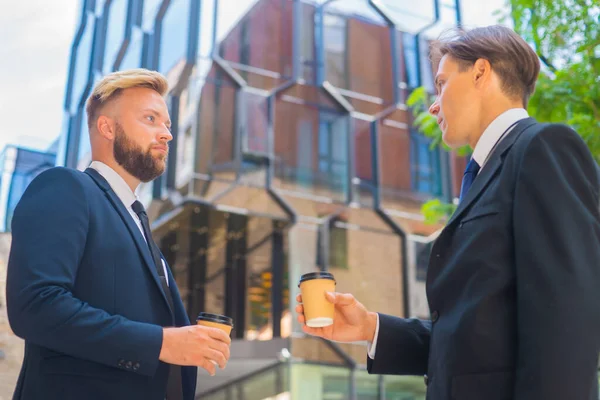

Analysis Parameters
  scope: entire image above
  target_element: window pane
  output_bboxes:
[217,0,293,90]
[119,27,143,70]
[378,108,413,210]
[198,0,216,58]
[420,1,460,39]
[274,96,348,202]
[103,0,129,72]
[194,65,238,181]
[158,0,190,75]
[374,0,436,34]
[77,110,91,169]
[142,0,163,31]
[321,1,394,115]
[71,14,95,113]
[243,91,269,154]
[352,118,375,207]
[410,131,441,197]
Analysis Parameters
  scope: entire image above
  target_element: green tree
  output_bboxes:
[411,0,600,223]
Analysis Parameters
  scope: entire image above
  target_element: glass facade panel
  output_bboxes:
[194,66,238,180]
[103,0,129,72]
[319,1,394,115]
[204,209,228,316]
[274,95,349,202]
[158,0,190,74]
[77,109,91,169]
[217,0,293,90]
[198,0,216,58]
[352,118,374,207]
[410,131,442,197]
[373,0,436,34]
[378,109,412,209]
[119,27,144,70]
[242,91,269,154]
[71,14,95,113]
[420,0,459,39]
[142,0,163,31]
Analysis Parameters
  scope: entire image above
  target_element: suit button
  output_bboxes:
[117,359,125,368]
[431,310,439,323]
[125,361,133,369]
[424,374,429,385]
[133,362,140,371]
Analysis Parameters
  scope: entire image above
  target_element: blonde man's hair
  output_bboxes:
[86,68,169,130]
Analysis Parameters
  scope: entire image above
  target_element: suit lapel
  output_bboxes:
[84,168,174,317]
[446,118,537,227]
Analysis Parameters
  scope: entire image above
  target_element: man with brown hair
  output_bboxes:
[296,25,600,399]
[7,69,231,400]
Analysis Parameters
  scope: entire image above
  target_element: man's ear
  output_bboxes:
[96,115,115,141]
[472,58,491,86]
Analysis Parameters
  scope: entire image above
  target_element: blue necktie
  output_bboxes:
[459,158,481,203]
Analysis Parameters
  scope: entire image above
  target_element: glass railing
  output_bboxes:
[200,362,428,400]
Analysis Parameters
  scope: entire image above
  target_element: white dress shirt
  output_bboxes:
[367,108,529,360]
[89,161,169,286]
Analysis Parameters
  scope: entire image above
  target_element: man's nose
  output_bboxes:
[429,100,440,116]
[159,128,173,143]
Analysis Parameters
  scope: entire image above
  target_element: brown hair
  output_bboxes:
[86,68,169,130]
[430,25,540,107]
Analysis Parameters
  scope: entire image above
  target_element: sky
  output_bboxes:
[0,0,507,154]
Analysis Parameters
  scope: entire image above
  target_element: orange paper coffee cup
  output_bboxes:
[196,312,234,335]
[197,313,234,366]
[298,272,336,328]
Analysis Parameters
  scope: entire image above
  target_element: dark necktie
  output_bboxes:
[459,158,481,203]
[131,200,182,400]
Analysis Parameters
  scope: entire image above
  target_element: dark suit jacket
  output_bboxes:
[6,167,197,400]
[368,119,600,400]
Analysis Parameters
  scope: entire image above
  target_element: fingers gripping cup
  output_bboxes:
[197,313,234,366]
[298,272,336,328]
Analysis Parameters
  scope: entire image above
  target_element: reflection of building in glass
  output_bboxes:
[0,146,56,232]
[59,0,463,397]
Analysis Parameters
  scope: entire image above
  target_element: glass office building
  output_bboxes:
[59,0,464,398]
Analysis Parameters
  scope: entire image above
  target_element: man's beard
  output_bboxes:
[113,123,167,183]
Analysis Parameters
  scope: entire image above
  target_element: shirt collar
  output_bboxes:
[472,108,529,167]
[89,161,139,209]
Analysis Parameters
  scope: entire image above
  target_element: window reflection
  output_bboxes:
[103,0,129,72]
[71,14,95,113]
[242,91,269,154]
[194,66,238,180]
[198,0,216,58]
[352,118,375,206]
[77,110,91,169]
[119,27,144,70]
[373,0,437,34]
[274,95,349,202]
[378,109,412,205]
[217,0,293,90]
[158,0,190,74]
[321,1,394,115]
[411,131,442,196]
[142,0,163,31]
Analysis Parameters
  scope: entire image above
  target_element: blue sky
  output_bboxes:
[0,0,507,154]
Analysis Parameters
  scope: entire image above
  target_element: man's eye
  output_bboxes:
[146,116,155,122]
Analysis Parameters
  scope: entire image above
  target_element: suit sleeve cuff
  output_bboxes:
[367,313,380,359]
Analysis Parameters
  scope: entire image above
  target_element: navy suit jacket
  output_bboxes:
[368,120,600,399]
[6,167,197,400]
